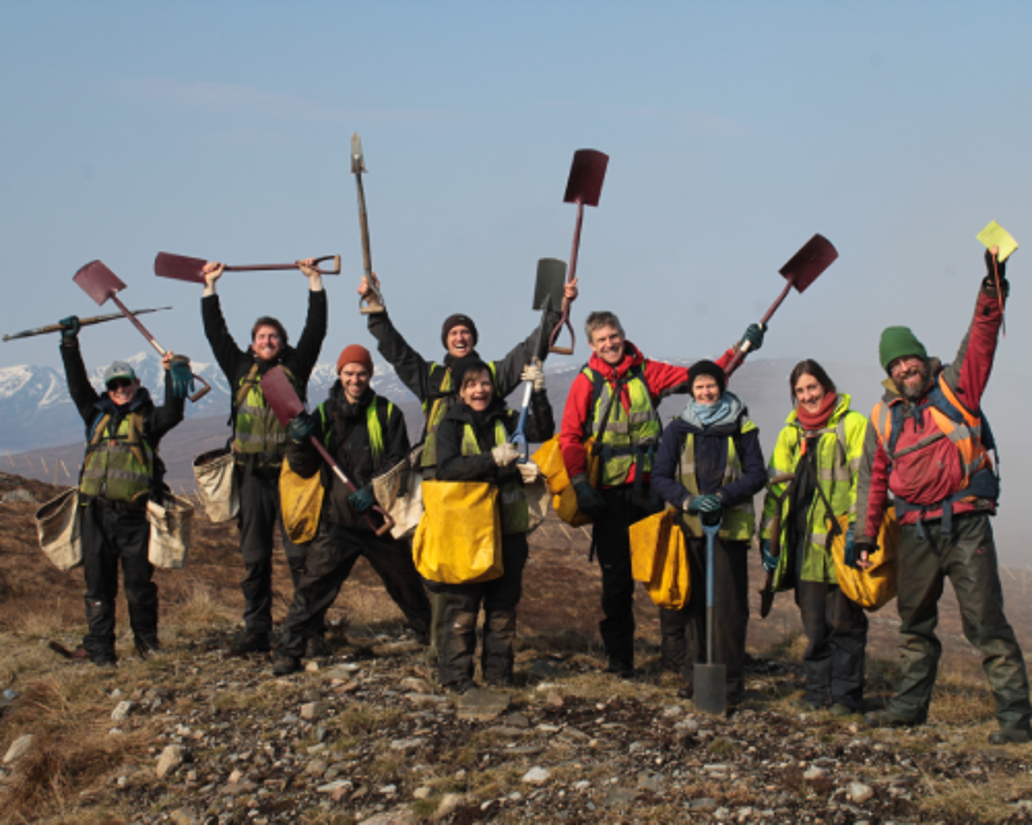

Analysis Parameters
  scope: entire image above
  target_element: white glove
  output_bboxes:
[491,442,520,467]
[518,461,540,484]
[520,358,546,392]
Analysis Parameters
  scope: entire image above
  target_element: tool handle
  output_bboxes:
[547,311,575,355]
[110,295,166,356]
[509,382,534,463]
[310,436,395,536]
[188,373,211,403]
[353,171,386,313]
[4,307,173,343]
[224,256,341,275]
[724,283,792,376]
[991,246,1006,335]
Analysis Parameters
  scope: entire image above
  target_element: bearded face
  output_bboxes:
[891,357,932,402]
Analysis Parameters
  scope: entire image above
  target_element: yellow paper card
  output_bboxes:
[977,220,1019,262]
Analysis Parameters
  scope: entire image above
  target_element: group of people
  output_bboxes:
[56,246,1031,745]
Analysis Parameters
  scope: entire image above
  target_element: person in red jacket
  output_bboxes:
[559,310,763,676]
[856,249,1031,744]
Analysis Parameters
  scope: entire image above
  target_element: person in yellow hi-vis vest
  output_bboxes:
[433,357,553,693]
[58,315,188,666]
[651,360,766,707]
[760,360,868,715]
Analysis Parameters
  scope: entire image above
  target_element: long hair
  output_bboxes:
[789,359,836,405]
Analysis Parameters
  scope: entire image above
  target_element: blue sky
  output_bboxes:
[2,0,1031,384]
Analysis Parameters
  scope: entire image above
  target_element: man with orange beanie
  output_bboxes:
[272,344,431,675]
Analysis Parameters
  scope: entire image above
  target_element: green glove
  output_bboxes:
[59,315,80,342]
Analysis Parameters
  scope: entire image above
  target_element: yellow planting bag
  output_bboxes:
[830,507,900,612]
[629,508,691,610]
[279,461,324,545]
[413,480,503,584]
[532,435,600,526]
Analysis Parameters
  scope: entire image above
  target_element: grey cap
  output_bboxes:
[103,360,137,386]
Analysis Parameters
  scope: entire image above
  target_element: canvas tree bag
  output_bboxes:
[193,448,239,523]
[147,492,194,569]
[34,489,83,572]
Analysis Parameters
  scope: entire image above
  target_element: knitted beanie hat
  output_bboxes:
[879,326,928,373]
[687,359,727,396]
[441,313,479,349]
[336,344,374,375]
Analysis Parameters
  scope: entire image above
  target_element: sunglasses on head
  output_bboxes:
[106,378,134,391]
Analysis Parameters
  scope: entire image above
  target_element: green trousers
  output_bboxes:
[889,513,1030,730]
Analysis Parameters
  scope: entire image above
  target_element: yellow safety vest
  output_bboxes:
[80,411,154,503]
[677,420,757,541]
[460,417,528,535]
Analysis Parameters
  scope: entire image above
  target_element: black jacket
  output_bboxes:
[435,390,554,484]
[287,384,409,531]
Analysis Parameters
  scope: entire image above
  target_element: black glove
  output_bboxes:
[843,524,857,568]
[853,539,876,568]
[169,357,194,400]
[572,474,605,518]
[740,322,765,352]
[348,484,376,514]
[288,411,315,443]
[983,248,1009,298]
[59,315,80,342]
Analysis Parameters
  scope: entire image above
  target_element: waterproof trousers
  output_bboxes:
[796,580,868,710]
[238,468,308,635]
[659,536,749,702]
[888,513,1031,730]
[277,523,431,658]
[438,533,529,688]
[594,484,657,671]
[81,498,158,662]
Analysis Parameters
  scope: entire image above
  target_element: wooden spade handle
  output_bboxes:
[224,255,341,275]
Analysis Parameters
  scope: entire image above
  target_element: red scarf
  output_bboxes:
[796,392,838,433]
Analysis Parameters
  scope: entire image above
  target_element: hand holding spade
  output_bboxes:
[297,257,324,292]
[201,261,225,296]
[358,273,385,310]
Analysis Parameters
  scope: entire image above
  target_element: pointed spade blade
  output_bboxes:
[779,234,838,294]
[260,366,305,427]
[351,132,366,174]
[73,260,127,306]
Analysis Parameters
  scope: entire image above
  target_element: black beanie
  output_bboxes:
[450,357,493,391]
[441,313,479,349]
[687,360,727,396]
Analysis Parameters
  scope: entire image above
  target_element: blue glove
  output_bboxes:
[59,315,80,342]
[349,484,376,514]
[843,523,857,569]
[288,411,315,442]
[573,476,606,518]
[740,322,765,352]
[760,538,779,573]
[169,359,194,399]
[685,494,723,514]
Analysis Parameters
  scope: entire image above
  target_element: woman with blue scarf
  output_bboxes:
[651,360,767,705]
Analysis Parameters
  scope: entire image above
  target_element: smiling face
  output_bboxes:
[889,355,931,402]
[446,325,474,359]
[458,368,494,412]
[793,372,828,415]
[339,363,371,404]
[691,374,721,405]
[106,377,140,406]
[252,324,283,362]
[589,324,626,367]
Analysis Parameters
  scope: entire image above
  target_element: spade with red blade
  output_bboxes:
[73,261,211,402]
[548,149,609,356]
[260,366,395,537]
[724,234,839,375]
[154,252,341,283]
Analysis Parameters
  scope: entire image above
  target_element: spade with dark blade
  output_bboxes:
[260,366,395,537]
[725,234,838,375]
[73,261,211,402]
[154,252,341,283]
[351,133,386,314]
[548,149,609,356]
[694,516,727,716]
[510,258,567,461]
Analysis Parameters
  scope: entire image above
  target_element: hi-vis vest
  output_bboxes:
[80,410,155,503]
[584,365,662,487]
[317,396,393,476]
[871,372,998,531]
[232,364,296,459]
[677,421,757,541]
[761,397,865,589]
[460,417,528,535]
[421,361,497,469]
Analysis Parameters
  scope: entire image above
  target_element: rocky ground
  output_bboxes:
[2,471,1032,823]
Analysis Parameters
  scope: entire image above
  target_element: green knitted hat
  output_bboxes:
[879,326,928,372]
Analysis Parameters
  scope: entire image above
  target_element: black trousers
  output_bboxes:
[795,579,868,710]
[278,522,431,658]
[593,484,657,669]
[81,499,157,660]
[238,469,307,635]
[660,536,749,701]
[439,533,529,687]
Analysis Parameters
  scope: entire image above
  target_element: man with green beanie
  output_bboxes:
[854,248,1031,744]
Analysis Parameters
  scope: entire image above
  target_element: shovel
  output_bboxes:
[694,515,726,716]
[548,149,609,356]
[73,261,211,402]
[154,252,341,283]
[759,473,795,619]
[259,365,395,537]
[351,133,386,314]
[725,234,838,375]
[4,307,171,342]
[510,259,567,461]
